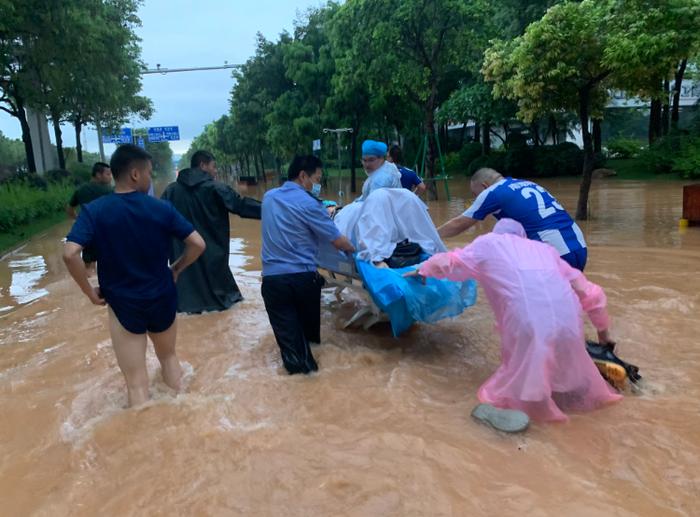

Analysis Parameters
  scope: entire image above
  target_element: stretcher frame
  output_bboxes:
[316,246,389,330]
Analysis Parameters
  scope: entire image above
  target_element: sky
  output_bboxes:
[0,0,324,157]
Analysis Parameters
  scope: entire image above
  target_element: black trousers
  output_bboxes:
[261,271,324,374]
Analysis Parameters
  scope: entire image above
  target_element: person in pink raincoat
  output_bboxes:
[410,218,621,422]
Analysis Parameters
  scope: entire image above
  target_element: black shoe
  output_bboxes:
[586,341,642,389]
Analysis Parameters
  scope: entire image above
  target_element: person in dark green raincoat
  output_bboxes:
[161,150,262,313]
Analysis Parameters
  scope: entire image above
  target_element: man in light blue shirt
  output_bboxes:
[261,155,354,374]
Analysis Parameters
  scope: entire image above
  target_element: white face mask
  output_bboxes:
[311,182,322,197]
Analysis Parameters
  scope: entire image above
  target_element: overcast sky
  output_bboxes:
[0,0,323,156]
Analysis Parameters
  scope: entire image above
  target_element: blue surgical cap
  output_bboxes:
[362,140,388,157]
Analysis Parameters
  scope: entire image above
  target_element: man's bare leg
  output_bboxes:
[148,320,182,393]
[108,307,149,407]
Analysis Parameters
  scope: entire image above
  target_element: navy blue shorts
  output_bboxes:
[560,247,588,272]
[107,290,177,334]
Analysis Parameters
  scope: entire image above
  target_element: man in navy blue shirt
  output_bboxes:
[261,155,354,374]
[63,144,206,407]
[438,168,588,270]
[387,144,426,196]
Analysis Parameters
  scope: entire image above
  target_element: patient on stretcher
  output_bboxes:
[318,187,477,337]
[334,188,446,266]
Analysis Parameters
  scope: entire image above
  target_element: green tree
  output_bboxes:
[0,0,51,172]
[145,141,173,177]
[604,0,700,143]
[0,130,26,178]
[1,0,152,172]
[65,0,152,162]
[326,1,385,192]
[230,33,292,178]
[266,6,338,160]
[343,0,489,183]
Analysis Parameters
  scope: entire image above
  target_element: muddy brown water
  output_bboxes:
[1,177,699,516]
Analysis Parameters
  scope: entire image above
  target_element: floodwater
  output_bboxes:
[1,177,699,516]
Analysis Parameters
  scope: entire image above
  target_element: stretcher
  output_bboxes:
[316,241,389,330]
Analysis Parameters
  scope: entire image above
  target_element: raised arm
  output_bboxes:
[331,235,355,253]
[217,183,262,219]
[558,258,612,344]
[437,215,478,239]
[418,243,479,282]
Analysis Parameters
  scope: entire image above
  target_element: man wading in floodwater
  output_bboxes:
[261,155,355,374]
[63,144,205,407]
[161,150,262,314]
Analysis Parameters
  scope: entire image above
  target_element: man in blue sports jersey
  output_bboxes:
[438,168,588,270]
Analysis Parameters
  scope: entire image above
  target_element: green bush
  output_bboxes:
[45,169,72,183]
[642,137,676,174]
[465,142,586,178]
[0,181,72,232]
[68,162,92,185]
[467,152,506,176]
[504,144,535,176]
[606,137,644,159]
[443,142,483,176]
[444,152,462,175]
[671,136,700,179]
[459,142,483,172]
[533,142,584,177]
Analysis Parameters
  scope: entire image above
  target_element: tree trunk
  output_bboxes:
[423,97,439,200]
[51,112,66,170]
[549,114,558,145]
[671,59,688,131]
[259,150,267,183]
[74,120,83,162]
[531,122,540,147]
[648,97,662,145]
[474,121,480,144]
[575,89,594,221]
[96,124,106,162]
[662,79,670,136]
[254,151,261,181]
[592,118,602,154]
[482,120,491,155]
[15,98,37,173]
[424,108,437,178]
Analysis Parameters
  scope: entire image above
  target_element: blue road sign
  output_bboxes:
[147,126,180,142]
[102,127,132,144]
[136,137,145,149]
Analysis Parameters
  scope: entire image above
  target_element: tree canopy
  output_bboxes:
[0,0,151,172]
[177,0,700,208]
